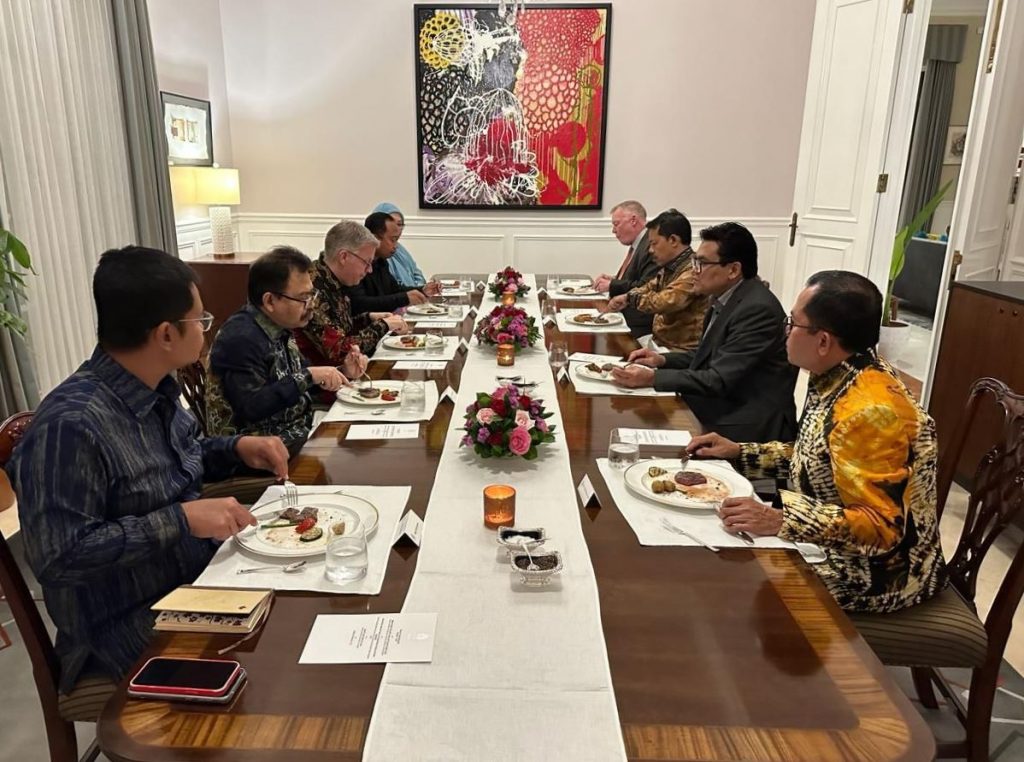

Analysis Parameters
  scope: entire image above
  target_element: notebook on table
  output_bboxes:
[151,586,273,634]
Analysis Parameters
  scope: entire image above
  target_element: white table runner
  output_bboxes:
[364,275,626,761]
[195,485,410,594]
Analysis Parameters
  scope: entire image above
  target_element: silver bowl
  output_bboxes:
[509,550,563,586]
[497,526,547,555]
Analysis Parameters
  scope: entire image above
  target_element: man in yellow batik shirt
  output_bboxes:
[604,210,708,352]
[687,270,947,613]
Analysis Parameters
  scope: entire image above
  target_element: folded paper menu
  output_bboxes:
[151,586,273,634]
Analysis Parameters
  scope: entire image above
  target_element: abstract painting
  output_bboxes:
[161,92,213,167]
[414,4,611,209]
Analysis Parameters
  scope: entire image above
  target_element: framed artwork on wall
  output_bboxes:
[161,92,214,167]
[943,125,967,166]
[413,4,612,210]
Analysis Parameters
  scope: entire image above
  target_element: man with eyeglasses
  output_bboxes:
[685,271,947,614]
[593,200,658,337]
[297,220,409,365]
[206,246,365,454]
[612,222,797,443]
[7,246,290,712]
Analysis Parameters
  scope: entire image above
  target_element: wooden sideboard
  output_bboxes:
[186,252,263,338]
[928,281,1024,486]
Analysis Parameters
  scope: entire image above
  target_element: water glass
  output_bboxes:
[547,275,561,292]
[548,341,568,374]
[608,428,640,469]
[541,299,557,324]
[462,275,474,293]
[447,301,463,319]
[401,380,427,416]
[325,525,368,583]
[425,329,445,354]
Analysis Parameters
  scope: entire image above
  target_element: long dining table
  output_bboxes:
[97,275,935,762]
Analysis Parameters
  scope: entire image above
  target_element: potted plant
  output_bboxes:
[878,179,953,361]
[0,223,33,336]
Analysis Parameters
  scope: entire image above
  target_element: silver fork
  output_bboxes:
[659,517,719,552]
[283,479,298,508]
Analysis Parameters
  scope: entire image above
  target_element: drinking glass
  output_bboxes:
[462,274,474,293]
[425,329,445,355]
[608,428,640,469]
[548,341,568,374]
[547,275,561,293]
[447,300,463,319]
[401,380,427,416]
[324,525,368,583]
[541,299,557,325]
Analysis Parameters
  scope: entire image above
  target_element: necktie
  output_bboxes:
[616,245,636,280]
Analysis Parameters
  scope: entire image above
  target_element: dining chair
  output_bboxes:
[0,412,101,762]
[849,377,1024,762]
[0,411,33,651]
[177,359,209,435]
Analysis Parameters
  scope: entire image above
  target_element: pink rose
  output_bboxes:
[515,410,534,430]
[508,426,532,456]
[476,407,496,424]
[504,284,517,293]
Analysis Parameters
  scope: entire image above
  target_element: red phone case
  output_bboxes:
[129,657,242,697]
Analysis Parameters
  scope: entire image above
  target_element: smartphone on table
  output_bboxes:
[128,657,246,703]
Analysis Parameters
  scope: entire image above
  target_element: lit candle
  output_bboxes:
[501,293,516,307]
[483,484,516,529]
[496,343,515,366]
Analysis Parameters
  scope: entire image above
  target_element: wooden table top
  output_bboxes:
[98,279,934,762]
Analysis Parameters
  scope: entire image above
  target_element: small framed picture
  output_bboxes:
[943,125,968,165]
[160,92,213,166]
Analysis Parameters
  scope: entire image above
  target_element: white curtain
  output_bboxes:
[0,0,136,395]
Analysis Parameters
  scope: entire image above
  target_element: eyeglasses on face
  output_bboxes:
[783,315,817,335]
[346,250,374,271]
[178,311,214,333]
[692,257,728,273]
[274,290,319,307]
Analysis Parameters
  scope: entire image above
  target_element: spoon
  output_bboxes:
[522,544,540,571]
[237,560,306,574]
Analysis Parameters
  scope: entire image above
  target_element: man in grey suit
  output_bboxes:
[594,200,660,337]
[611,222,797,443]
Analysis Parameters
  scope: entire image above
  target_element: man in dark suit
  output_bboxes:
[594,200,660,337]
[611,222,797,443]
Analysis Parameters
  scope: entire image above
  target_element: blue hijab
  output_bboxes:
[373,202,426,287]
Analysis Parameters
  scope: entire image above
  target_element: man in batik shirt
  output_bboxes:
[295,220,409,364]
[687,271,947,613]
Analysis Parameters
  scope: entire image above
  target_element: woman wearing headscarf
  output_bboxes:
[372,202,426,287]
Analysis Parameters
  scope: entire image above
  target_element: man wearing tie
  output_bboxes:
[611,222,797,443]
[594,200,659,337]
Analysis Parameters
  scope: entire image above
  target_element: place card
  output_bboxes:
[346,423,420,440]
[299,613,437,664]
[556,367,569,383]
[576,474,601,508]
[616,428,692,447]
[568,352,624,365]
[392,360,449,370]
[459,337,470,350]
[439,386,458,404]
[543,315,556,326]
[467,306,478,318]
[392,510,424,547]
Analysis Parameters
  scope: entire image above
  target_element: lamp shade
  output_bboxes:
[193,167,240,206]
[169,166,197,204]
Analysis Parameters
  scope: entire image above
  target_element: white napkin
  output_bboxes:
[371,336,460,362]
[568,361,674,397]
[555,309,630,334]
[322,382,440,422]
[194,485,411,594]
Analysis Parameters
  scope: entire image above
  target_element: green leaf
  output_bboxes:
[523,448,538,461]
[490,445,503,456]
[887,179,955,308]
[7,233,31,270]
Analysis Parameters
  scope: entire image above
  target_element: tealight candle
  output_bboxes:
[500,293,516,307]
[483,484,516,529]
[496,343,515,367]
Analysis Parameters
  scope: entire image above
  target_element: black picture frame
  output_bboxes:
[413,4,612,210]
[160,91,214,167]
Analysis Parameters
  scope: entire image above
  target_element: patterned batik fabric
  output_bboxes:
[206,305,313,450]
[625,248,708,351]
[295,254,389,364]
[738,350,948,613]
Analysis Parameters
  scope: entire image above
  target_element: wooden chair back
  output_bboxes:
[177,360,209,435]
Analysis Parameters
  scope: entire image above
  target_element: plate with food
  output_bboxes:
[569,312,624,326]
[382,334,427,350]
[622,459,753,510]
[557,284,601,296]
[574,361,627,382]
[407,303,448,316]
[236,493,381,558]
[336,383,402,406]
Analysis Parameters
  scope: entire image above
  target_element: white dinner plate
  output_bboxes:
[622,459,754,511]
[382,335,427,350]
[557,285,600,296]
[569,312,624,326]
[406,304,448,316]
[336,383,403,406]
[236,493,381,558]
[574,362,626,383]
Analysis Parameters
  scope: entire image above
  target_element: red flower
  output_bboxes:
[519,395,532,408]
[488,431,504,446]
[491,398,507,417]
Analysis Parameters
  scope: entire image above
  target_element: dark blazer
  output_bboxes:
[653,277,797,443]
[341,257,420,314]
[608,229,658,337]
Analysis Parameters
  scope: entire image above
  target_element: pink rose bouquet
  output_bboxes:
[473,305,541,350]
[488,266,531,299]
[460,386,557,460]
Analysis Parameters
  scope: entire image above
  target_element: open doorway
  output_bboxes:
[884,1,989,386]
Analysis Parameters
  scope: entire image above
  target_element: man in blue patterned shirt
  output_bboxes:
[6,247,289,704]
[205,246,367,454]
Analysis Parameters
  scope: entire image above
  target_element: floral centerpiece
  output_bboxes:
[461,385,557,460]
[473,305,540,350]
[488,266,530,299]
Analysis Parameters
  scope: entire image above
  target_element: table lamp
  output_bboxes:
[193,167,240,259]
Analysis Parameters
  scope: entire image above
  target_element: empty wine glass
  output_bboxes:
[548,341,568,375]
